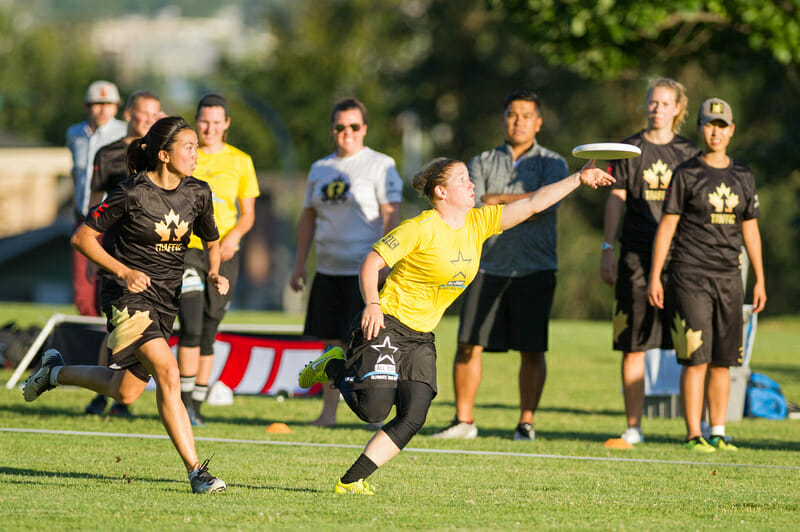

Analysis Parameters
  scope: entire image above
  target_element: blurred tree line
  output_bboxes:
[1,0,798,317]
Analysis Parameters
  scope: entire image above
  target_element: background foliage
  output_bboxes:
[1,0,798,317]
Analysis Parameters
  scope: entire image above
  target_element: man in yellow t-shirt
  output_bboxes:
[177,94,260,426]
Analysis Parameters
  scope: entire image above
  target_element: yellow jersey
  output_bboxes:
[188,143,260,250]
[373,205,503,332]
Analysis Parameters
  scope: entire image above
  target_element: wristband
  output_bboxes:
[368,302,381,306]
[601,242,615,251]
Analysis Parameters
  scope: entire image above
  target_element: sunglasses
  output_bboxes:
[333,123,363,133]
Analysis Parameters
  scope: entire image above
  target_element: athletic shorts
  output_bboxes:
[303,273,364,343]
[103,293,176,383]
[177,248,239,354]
[613,250,673,352]
[457,270,555,353]
[343,314,438,394]
[668,269,743,367]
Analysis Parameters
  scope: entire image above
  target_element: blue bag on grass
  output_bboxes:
[745,373,787,420]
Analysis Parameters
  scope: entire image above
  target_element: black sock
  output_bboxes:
[192,384,209,414]
[326,359,345,387]
[341,454,378,484]
[180,375,195,408]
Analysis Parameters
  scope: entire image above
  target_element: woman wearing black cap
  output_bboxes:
[648,98,766,453]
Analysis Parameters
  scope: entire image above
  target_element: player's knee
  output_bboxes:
[455,343,479,363]
[179,329,202,348]
[200,336,216,357]
[355,401,393,425]
[117,385,143,405]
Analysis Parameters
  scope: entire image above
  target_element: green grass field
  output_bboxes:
[1,303,798,530]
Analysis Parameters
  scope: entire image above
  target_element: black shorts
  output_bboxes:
[103,293,176,383]
[343,314,438,394]
[668,270,743,367]
[177,248,239,354]
[457,270,555,353]
[613,250,673,352]
[179,248,239,323]
[304,273,364,343]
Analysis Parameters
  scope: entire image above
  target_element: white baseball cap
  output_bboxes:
[85,80,121,104]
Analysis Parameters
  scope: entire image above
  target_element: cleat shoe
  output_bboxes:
[334,478,374,495]
[84,395,108,415]
[685,436,716,453]
[187,405,205,427]
[189,457,226,494]
[23,349,65,402]
[513,422,535,441]
[621,427,644,445]
[710,436,738,451]
[299,347,344,389]
[431,418,478,439]
[109,402,134,418]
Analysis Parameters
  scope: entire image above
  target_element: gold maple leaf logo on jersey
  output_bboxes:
[154,209,189,241]
[642,159,672,190]
[671,313,703,360]
[613,308,629,343]
[708,183,739,213]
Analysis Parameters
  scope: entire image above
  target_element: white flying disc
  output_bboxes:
[572,143,641,160]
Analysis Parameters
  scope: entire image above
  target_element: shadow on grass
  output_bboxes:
[0,466,323,493]
[0,403,161,422]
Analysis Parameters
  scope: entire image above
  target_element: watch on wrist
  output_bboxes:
[601,241,615,251]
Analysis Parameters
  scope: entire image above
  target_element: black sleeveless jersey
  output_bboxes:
[85,171,219,312]
[609,131,699,253]
[664,155,760,274]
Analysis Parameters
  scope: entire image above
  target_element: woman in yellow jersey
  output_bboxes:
[177,94,260,426]
[299,157,613,495]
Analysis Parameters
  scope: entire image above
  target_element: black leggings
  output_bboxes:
[341,379,435,450]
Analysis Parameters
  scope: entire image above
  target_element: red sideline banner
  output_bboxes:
[154,333,326,397]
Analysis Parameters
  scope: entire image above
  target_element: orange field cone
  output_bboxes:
[266,422,292,434]
[603,437,634,450]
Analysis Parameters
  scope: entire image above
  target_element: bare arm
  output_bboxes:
[203,238,229,295]
[71,223,151,293]
[380,202,401,234]
[742,218,767,313]
[499,161,614,231]
[359,250,387,340]
[290,207,316,291]
[219,196,256,262]
[481,192,532,206]
[647,214,679,309]
[600,188,626,285]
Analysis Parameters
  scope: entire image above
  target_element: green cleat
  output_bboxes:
[710,436,738,451]
[685,436,716,453]
[334,478,375,495]
[298,347,344,389]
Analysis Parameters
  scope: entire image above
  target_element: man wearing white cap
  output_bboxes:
[66,80,127,316]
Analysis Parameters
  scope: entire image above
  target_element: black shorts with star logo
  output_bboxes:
[343,314,437,394]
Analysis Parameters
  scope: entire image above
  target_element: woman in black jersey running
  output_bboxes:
[23,116,228,494]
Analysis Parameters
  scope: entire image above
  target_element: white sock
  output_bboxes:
[49,366,62,386]
[710,424,725,437]
[192,384,209,402]
[180,376,195,393]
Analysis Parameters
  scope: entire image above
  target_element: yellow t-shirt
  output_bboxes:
[188,144,260,250]
[373,205,503,332]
